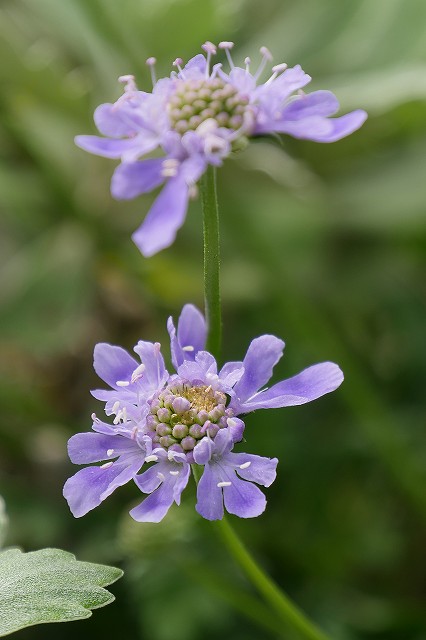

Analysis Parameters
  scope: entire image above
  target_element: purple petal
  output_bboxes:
[94,102,140,138]
[193,437,215,465]
[63,456,142,517]
[132,341,168,394]
[275,110,367,142]
[67,432,140,464]
[111,159,165,200]
[181,54,206,79]
[281,91,340,119]
[168,304,207,368]
[227,417,245,443]
[218,361,244,388]
[132,176,189,257]
[223,476,267,518]
[233,335,284,404]
[231,453,278,487]
[130,482,175,522]
[131,461,190,522]
[222,67,256,95]
[93,343,138,389]
[196,463,224,520]
[177,351,218,384]
[237,362,344,412]
[74,135,141,159]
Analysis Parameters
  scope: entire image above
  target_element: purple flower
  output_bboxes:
[76,42,367,257]
[63,304,344,522]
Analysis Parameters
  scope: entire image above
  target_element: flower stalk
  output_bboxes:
[200,165,221,359]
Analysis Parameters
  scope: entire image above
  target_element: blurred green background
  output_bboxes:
[1,0,425,638]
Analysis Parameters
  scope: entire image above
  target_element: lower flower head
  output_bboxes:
[63,304,344,522]
[75,42,367,257]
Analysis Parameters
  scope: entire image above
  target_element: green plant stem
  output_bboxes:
[200,165,221,358]
[212,518,332,640]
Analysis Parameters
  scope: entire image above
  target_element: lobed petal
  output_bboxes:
[223,476,267,518]
[67,432,141,464]
[93,343,138,389]
[238,361,344,412]
[111,158,165,200]
[195,463,224,520]
[231,452,278,487]
[132,176,189,257]
[233,335,284,405]
[74,135,141,159]
[168,304,207,369]
[132,340,168,395]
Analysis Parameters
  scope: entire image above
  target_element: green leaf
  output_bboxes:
[0,548,123,636]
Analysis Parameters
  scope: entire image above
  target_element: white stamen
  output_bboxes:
[266,62,288,85]
[112,401,120,414]
[201,41,217,78]
[107,449,114,457]
[227,418,238,428]
[131,363,146,383]
[167,450,178,461]
[205,385,212,393]
[217,481,232,487]
[169,470,179,476]
[91,413,100,424]
[116,380,130,387]
[145,454,159,463]
[239,461,251,469]
[244,56,251,73]
[157,472,166,481]
[100,461,114,470]
[118,74,137,92]
[146,56,157,86]
[219,41,235,69]
[173,57,185,77]
[182,345,194,352]
[255,46,273,81]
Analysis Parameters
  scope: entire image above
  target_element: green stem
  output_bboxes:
[200,165,221,358]
[213,518,332,640]
[192,467,331,640]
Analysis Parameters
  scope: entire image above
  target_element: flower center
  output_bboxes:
[168,78,249,135]
[146,381,233,452]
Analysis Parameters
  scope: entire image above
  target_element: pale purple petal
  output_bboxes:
[233,335,284,403]
[131,459,190,522]
[168,304,207,368]
[274,110,367,142]
[196,463,224,520]
[94,102,146,137]
[227,417,245,443]
[193,437,215,465]
[74,135,141,159]
[63,456,142,517]
[130,481,175,522]
[132,341,168,395]
[281,91,340,119]
[93,343,138,389]
[177,351,218,384]
[180,54,206,79]
[131,176,190,257]
[231,453,278,487]
[221,67,256,95]
[218,361,244,387]
[111,159,165,200]
[223,476,267,518]
[67,432,140,464]
[236,362,344,412]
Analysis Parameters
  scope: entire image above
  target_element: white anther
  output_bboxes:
[161,158,180,178]
[107,449,115,457]
[116,380,130,387]
[260,46,273,61]
[121,407,128,422]
[169,470,179,476]
[217,481,232,487]
[167,450,177,461]
[205,385,212,393]
[131,363,146,383]
[145,454,159,463]
[118,74,137,92]
[255,47,273,81]
[219,41,234,50]
[91,413,100,423]
[272,62,288,73]
[182,345,194,352]
[239,461,251,469]
[100,461,114,470]
[112,401,120,413]
[202,41,217,55]
[227,418,238,428]
[157,472,166,481]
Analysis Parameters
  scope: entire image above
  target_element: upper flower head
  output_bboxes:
[63,304,344,522]
[75,42,367,257]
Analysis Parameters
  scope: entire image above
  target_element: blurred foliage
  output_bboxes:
[0,0,425,639]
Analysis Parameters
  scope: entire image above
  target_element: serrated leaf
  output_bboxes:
[0,548,123,636]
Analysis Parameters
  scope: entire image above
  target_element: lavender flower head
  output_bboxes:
[63,304,344,522]
[75,42,367,257]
